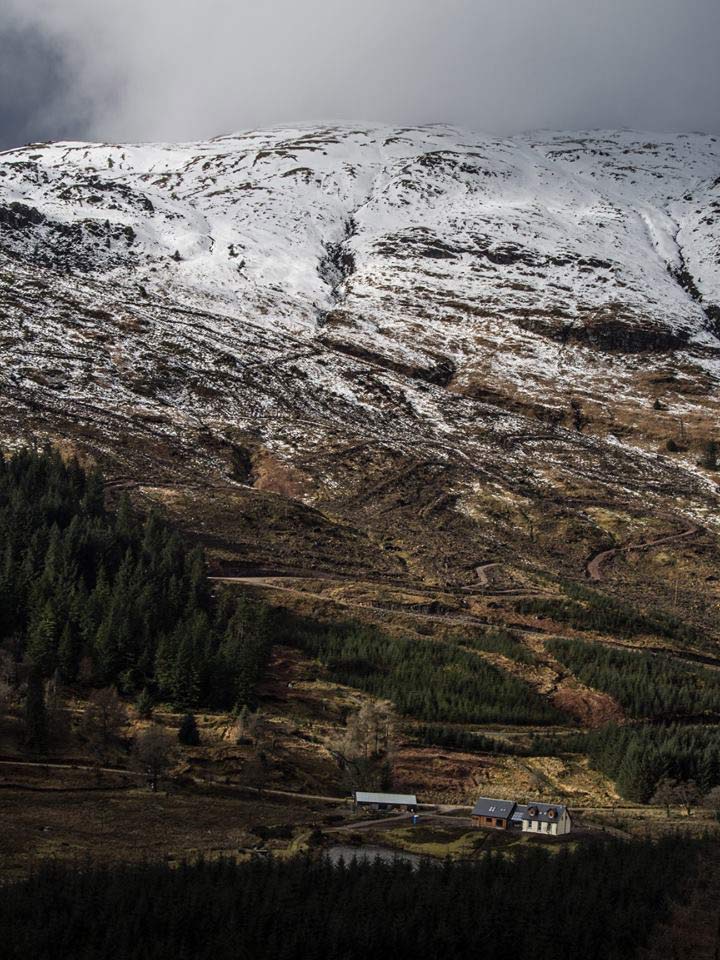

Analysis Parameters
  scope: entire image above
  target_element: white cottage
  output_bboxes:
[518,802,572,836]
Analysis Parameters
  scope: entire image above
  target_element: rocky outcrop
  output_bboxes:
[512,310,693,353]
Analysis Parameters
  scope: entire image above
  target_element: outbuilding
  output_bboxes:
[354,791,418,812]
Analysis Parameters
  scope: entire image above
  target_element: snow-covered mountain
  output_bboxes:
[1,125,719,581]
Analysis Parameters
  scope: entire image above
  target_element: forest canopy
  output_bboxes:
[0,448,270,710]
[285,614,562,725]
[566,722,720,803]
[548,638,720,720]
[0,840,702,960]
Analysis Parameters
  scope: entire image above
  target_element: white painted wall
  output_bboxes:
[521,812,571,835]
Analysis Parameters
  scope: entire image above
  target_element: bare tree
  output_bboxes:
[702,786,720,819]
[329,700,397,792]
[233,706,266,747]
[132,725,176,791]
[45,675,69,747]
[81,687,127,763]
[651,777,678,817]
[674,780,702,817]
[652,778,702,817]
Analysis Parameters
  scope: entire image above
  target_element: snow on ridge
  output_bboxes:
[1,124,719,396]
[2,126,720,533]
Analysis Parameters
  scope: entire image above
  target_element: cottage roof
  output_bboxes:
[472,797,516,819]
[522,801,569,823]
[354,791,417,805]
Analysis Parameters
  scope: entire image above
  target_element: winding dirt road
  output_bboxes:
[208,575,498,628]
[585,517,701,581]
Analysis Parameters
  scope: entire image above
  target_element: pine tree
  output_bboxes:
[186,547,210,608]
[26,602,57,675]
[94,617,121,685]
[57,623,77,682]
[24,670,48,753]
[699,747,720,791]
[234,655,258,711]
[136,688,154,720]
[172,632,200,708]
[115,493,136,541]
[81,467,105,517]
[0,544,17,638]
[616,742,660,802]
[41,525,63,585]
[141,512,165,560]
[178,713,200,746]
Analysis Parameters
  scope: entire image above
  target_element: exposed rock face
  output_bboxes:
[0,125,719,582]
[0,201,46,229]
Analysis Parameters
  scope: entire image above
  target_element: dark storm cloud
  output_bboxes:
[0,22,91,149]
[1,0,719,147]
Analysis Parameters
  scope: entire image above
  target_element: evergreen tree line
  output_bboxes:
[548,638,720,719]
[0,449,270,710]
[412,723,583,757]
[450,627,537,665]
[414,724,526,754]
[517,582,704,646]
[0,839,703,960]
[415,724,576,757]
[565,723,720,803]
[283,615,562,725]
[416,723,511,753]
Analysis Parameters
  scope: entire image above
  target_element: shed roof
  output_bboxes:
[355,791,417,805]
[472,797,516,819]
[522,801,569,823]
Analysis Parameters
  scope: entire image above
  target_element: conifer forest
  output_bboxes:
[0,840,703,960]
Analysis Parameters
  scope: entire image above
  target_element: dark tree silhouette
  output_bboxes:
[23,669,47,754]
[178,713,200,746]
[132,725,175,791]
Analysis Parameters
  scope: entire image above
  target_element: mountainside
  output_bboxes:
[1,124,719,610]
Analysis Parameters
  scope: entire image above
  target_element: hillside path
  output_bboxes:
[208,576,500,627]
[585,518,701,581]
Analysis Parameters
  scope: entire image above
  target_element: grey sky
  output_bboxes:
[1,0,719,148]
